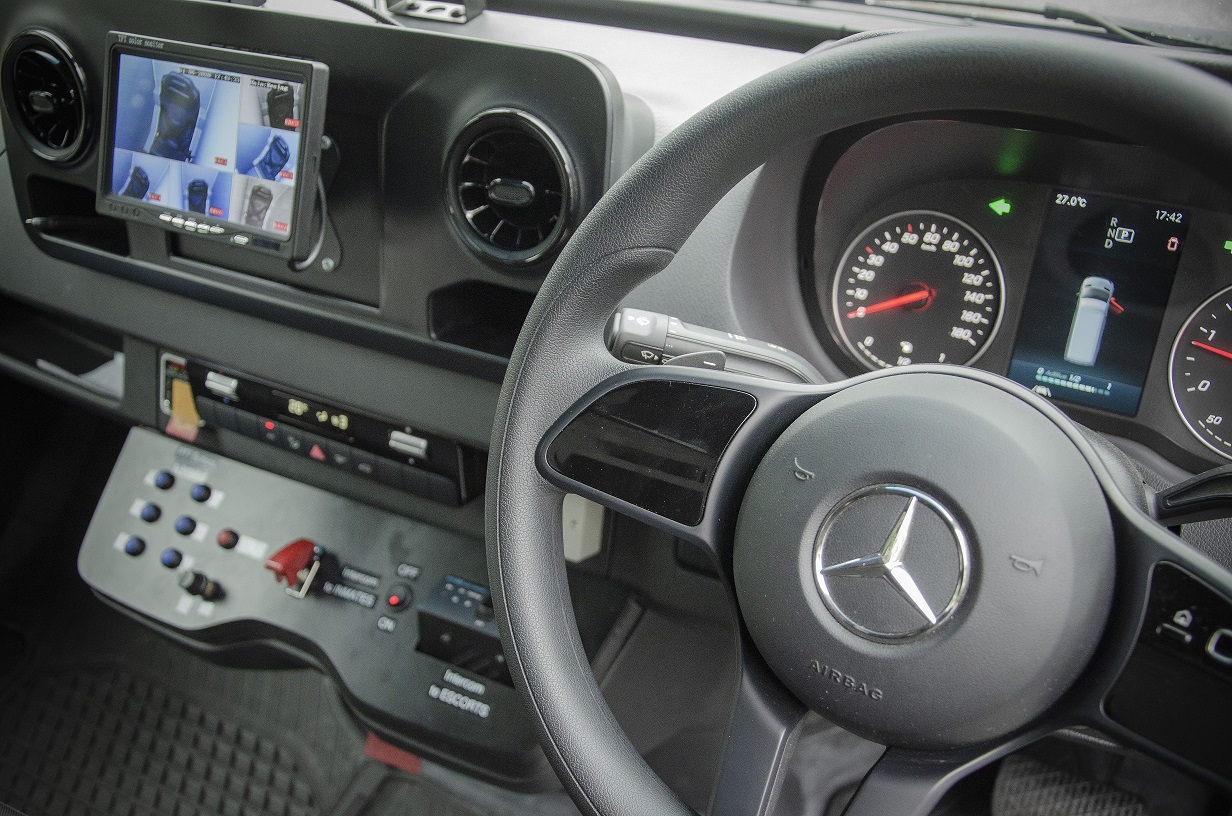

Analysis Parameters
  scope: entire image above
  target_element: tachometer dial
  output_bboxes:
[1169,286,1232,460]
[832,211,1004,370]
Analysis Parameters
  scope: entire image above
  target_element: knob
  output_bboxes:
[140,503,162,523]
[160,548,183,568]
[153,470,175,490]
[178,570,223,601]
[174,515,197,536]
[190,483,212,503]
[123,536,146,556]
[217,529,240,550]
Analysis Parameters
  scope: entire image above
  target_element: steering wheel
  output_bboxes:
[487,27,1232,816]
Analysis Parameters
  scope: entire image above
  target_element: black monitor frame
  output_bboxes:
[97,31,328,262]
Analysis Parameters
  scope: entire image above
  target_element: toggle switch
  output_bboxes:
[264,538,342,598]
[265,538,317,587]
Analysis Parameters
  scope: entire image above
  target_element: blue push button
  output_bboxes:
[160,548,183,568]
[174,516,197,536]
[123,536,146,556]
[153,471,175,490]
[140,503,161,523]
[190,483,212,503]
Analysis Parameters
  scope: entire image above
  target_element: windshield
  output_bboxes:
[797,0,1232,50]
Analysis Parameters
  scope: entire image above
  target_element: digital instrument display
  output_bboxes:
[1008,190,1189,415]
[97,33,327,260]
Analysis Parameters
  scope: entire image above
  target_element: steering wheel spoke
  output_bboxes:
[839,738,1038,816]
[1063,489,1232,791]
[706,637,810,816]
[537,364,826,567]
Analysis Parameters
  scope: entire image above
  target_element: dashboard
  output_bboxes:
[1,0,1232,811]
[800,120,1232,472]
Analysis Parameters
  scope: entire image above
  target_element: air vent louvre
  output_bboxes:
[3,30,89,163]
[447,109,574,267]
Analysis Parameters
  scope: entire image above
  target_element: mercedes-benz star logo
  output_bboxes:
[813,485,970,641]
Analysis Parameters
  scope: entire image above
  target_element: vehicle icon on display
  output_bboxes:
[1064,276,1121,366]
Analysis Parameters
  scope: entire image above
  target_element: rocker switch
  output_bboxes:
[204,372,240,399]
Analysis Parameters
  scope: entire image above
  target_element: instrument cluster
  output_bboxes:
[803,120,1232,470]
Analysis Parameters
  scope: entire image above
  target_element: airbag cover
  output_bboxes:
[734,370,1114,749]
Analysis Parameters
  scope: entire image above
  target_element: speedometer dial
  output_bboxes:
[832,211,1004,370]
[1170,286,1232,460]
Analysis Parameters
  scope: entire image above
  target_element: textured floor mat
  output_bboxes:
[992,754,1145,816]
[0,667,325,816]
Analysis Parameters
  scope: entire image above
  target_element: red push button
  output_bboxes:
[387,583,413,612]
[265,538,317,585]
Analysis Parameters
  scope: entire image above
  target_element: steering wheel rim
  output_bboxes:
[487,27,1232,816]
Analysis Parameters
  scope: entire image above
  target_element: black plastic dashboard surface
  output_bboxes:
[1,0,620,380]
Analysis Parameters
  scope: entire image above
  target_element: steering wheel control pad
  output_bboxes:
[734,371,1115,750]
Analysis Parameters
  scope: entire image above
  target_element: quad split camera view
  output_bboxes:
[109,53,304,238]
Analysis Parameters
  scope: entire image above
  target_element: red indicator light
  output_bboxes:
[389,595,401,606]
[264,420,276,431]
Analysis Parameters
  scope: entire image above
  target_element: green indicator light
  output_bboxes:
[1224,239,1232,254]
[989,198,1012,216]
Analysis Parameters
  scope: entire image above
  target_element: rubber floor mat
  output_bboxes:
[992,754,1146,816]
[0,667,322,816]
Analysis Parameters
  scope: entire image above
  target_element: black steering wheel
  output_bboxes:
[487,27,1232,816]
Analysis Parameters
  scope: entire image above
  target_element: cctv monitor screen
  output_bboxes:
[98,33,327,259]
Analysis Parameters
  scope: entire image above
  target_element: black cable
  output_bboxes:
[291,176,329,272]
[319,0,403,26]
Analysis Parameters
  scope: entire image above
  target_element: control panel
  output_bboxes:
[78,428,538,780]
[1107,563,1232,780]
[161,354,486,506]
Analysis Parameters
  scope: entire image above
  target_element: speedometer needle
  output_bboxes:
[847,288,932,319]
[1192,340,1232,362]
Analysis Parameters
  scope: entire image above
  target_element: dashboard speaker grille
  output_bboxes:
[2,30,89,163]
[447,109,574,267]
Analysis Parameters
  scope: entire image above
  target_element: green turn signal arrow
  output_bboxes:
[988,198,1012,217]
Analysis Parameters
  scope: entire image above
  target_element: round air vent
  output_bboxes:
[447,109,575,267]
[3,30,89,163]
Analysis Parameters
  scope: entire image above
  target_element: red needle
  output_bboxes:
[847,288,932,319]
[1192,340,1232,362]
